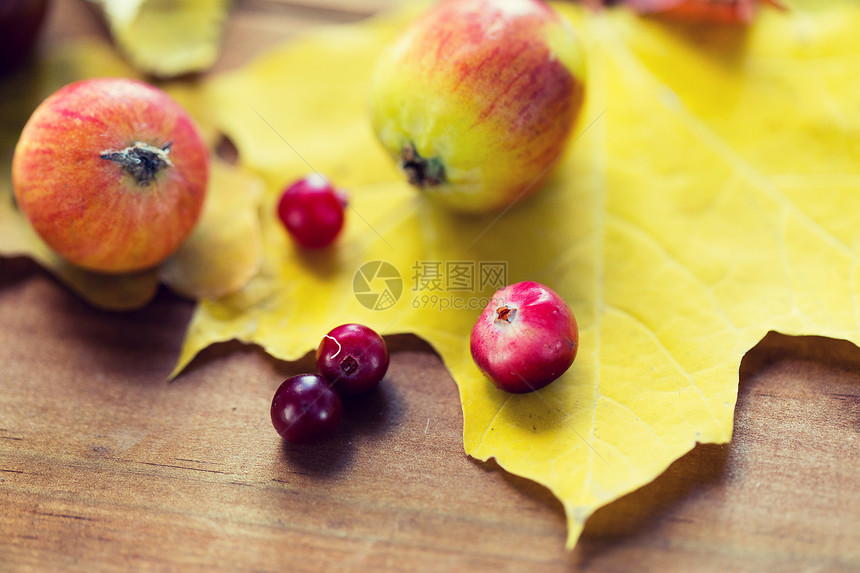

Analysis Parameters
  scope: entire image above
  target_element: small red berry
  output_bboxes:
[316,324,389,395]
[470,281,578,393]
[270,374,342,443]
[276,174,346,248]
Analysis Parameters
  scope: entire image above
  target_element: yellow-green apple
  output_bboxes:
[12,77,209,273]
[369,0,586,213]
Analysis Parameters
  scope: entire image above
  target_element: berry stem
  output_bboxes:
[496,305,517,324]
[100,141,173,186]
[340,355,360,375]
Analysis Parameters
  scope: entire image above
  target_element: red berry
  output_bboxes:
[276,174,346,248]
[270,374,342,443]
[470,281,578,393]
[316,324,389,395]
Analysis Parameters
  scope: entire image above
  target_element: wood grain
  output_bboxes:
[2,1,859,571]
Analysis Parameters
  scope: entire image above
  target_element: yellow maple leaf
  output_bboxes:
[0,39,264,310]
[171,0,857,548]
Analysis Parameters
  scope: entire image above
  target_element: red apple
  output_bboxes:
[369,0,587,213]
[0,0,49,75]
[12,77,209,273]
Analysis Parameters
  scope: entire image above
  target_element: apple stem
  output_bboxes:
[100,141,173,186]
[400,143,445,188]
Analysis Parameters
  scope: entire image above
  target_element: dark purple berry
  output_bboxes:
[316,324,389,395]
[270,374,342,443]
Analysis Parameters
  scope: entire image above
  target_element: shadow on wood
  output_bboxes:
[572,332,860,569]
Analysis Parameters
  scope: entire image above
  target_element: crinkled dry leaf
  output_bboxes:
[93,0,230,77]
[0,38,264,309]
[161,161,265,299]
[175,1,858,548]
[0,188,161,309]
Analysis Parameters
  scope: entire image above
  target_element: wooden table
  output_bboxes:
[1,1,858,571]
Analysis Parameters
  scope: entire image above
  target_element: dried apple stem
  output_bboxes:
[400,143,445,188]
[100,141,173,186]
